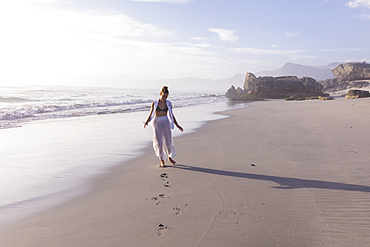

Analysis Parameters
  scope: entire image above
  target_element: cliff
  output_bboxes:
[225,72,328,100]
[319,62,370,92]
[332,62,370,81]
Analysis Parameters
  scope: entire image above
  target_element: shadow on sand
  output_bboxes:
[175,164,370,193]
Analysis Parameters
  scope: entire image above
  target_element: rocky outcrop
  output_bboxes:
[226,62,370,100]
[225,84,263,101]
[244,73,259,90]
[332,62,370,81]
[319,78,369,92]
[345,90,370,99]
[318,62,370,92]
[225,72,328,100]
[242,73,328,99]
[225,85,239,98]
[225,85,247,98]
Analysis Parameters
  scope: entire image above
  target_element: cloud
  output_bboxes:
[129,0,191,3]
[19,0,72,3]
[2,2,175,38]
[190,37,208,41]
[208,28,239,42]
[230,47,304,56]
[83,37,226,79]
[61,10,176,38]
[346,0,370,8]
[181,42,213,48]
[229,58,281,67]
[0,3,180,82]
[286,31,298,38]
[229,47,316,60]
[322,48,370,52]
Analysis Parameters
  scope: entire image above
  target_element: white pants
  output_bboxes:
[153,116,176,160]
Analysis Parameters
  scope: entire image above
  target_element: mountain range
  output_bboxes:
[148,62,342,92]
[65,62,341,94]
[255,62,341,80]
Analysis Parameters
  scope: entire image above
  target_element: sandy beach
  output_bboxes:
[1,97,370,247]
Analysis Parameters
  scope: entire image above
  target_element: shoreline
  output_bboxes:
[0,99,243,226]
[1,98,370,246]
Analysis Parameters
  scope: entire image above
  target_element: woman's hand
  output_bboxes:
[144,121,148,128]
[177,125,184,132]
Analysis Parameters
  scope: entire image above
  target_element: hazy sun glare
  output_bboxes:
[0,1,111,85]
[1,0,368,86]
[0,1,219,86]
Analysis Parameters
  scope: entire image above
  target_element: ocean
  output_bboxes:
[0,85,225,130]
[0,85,247,226]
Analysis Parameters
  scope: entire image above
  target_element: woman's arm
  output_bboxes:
[144,102,155,128]
[173,114,183,132]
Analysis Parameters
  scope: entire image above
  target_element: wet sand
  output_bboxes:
[1,98,370,247]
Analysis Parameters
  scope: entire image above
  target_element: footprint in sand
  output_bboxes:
[173,207,182,215]
[151,194,166,199]
[160,173,168,180]
[173,204,187,215]
[158,224,169,236]
[151,194,169,200]
[159,173,171,187]
[150,194,171,205]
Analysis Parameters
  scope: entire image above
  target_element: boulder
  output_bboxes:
[345,90,370,99]
[242,73,327,99]
[332,62,370,81]
[318,62,370,92]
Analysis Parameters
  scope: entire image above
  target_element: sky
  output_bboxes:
[0,0,369,86]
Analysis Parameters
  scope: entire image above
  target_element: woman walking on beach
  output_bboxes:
[144,86,183,167]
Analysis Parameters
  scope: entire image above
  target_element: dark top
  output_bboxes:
[156,103,168,112]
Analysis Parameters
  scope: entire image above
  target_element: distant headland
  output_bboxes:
[226,62,370,101]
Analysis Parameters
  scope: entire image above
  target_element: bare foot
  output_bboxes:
[159,160,166,168]
[168,157,176,165]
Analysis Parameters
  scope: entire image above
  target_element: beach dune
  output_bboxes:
[1,98,370,247]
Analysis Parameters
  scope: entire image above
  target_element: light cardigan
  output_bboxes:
[150,100,174,129]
